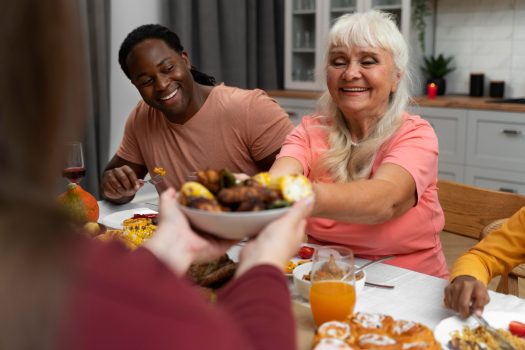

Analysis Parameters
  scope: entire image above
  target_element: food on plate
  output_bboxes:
[153,167,166,177]
[312,313,440,350]
[302,269,365,282]
[178,168,312,213]
[187,254,238,288]
[285,260,297,274]
[57,183,99,223]
[95,229,122,242]
[251,171,274,188]
[180,181,215,200]
[284,259,311,274]
[509,321,525,338]
[313,254,345,280]
[449,324,525,350]
[279,173,313,202]
[95,213,158,249]
[131,213,159,225]
[312,337,353,350]
[95,212,238,288]
[83,222,102,236]
[298,246,315,259]
[121,217,157,247]
[195,168,236,194]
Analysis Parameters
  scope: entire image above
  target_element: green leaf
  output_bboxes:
[420,53,456,79]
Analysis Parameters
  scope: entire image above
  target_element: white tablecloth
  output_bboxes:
[98,199,525,345]
[290,257,525,330]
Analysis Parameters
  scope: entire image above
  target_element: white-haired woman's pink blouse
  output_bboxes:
[277,113,448,279]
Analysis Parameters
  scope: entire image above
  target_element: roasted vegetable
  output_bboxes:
[196,169,221,194]
[217,185,280,206]
[279,174,313,202]
[153,167,166,177]
[178,169,312,213]
[219,168,237,189]
[180,181,214,199]
[252,172,273,187]
[268,199,291,209]
[186,197,224,212]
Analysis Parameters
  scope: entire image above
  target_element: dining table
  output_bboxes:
[98,198,525,350]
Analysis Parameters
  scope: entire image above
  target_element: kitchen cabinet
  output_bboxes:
[274,96,316,125]
[284,0,411,90]
[410,106,525,194]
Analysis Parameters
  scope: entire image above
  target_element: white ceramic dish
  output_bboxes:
[100,208,158,229]
[434,311,525,348]
[292,262,366,301]
[177,204,290,240]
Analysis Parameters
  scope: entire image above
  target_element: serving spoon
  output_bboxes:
[354,255,395,289]
[355,255,395,274]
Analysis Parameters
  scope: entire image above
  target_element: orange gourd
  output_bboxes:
[57,183,99,223]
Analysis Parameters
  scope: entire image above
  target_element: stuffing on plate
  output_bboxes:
[449,325,525,350]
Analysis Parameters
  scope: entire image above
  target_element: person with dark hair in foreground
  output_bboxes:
[0,2,312,349]
[102,24,293,204]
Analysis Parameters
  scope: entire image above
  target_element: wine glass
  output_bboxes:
[309,245,356,326]
[62,142,85,184]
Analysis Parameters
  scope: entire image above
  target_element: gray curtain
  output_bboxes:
[163,0,284,90]
[77,0,110,199]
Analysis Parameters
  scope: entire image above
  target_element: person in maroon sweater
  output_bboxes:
[63,189,312,350]
[0,1,313,349]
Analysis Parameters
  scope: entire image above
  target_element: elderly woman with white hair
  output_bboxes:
[271,10,448,278]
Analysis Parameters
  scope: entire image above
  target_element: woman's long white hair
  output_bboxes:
[315,10,412,182]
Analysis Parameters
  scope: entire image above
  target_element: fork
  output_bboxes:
[471,313,516,350]
[139,174,164,186]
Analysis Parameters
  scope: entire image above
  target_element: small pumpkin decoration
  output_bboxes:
[57,183,99,223]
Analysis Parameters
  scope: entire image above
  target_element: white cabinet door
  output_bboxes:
[284,0,411,90]
[284,0,324,90]
[410,106,467,165]
[438,163,465,183]
[465,166,525,195]
[466,110,525,173]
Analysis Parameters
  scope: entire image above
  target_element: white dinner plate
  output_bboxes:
[434,311,525,347]
[100,208,158,229]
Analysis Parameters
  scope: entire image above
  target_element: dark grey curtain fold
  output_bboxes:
[78,0,110,199]
[163,0,284,90]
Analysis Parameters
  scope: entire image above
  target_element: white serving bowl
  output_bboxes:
[178,204,290,240]
[292,262,366,301]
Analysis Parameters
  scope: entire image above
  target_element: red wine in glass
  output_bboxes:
[62,167,86,183]
[63,142,85,184]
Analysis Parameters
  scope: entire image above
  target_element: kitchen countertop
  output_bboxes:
[411,95,525,113]
[267,90,525,113]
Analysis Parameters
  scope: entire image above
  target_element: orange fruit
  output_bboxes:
[57,183,99,223]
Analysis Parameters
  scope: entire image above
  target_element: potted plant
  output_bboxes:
[421,54,455,95]
[412,0,432,53]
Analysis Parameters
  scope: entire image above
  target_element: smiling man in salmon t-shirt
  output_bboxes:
[101,24,293,204]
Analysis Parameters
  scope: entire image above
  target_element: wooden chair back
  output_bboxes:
[437,180,525,240]
[438,179,525,296]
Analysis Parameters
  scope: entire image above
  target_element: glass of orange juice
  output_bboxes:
[309,245,356,326]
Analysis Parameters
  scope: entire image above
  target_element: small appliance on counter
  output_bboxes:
[489,81,505,98]
[469,73,484,97]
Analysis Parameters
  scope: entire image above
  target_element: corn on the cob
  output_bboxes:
[279,174,313,202]
[180,181,215,199]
